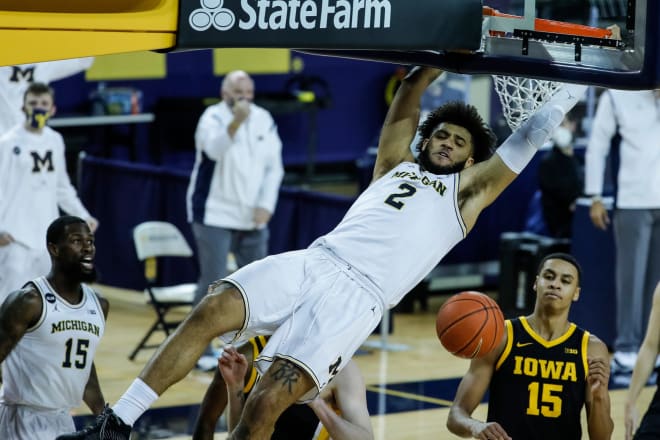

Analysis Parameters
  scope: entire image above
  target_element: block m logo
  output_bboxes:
[10,66,35,83]
[31,151,54,172]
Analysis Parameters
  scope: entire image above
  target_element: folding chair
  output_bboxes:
[129,221,196,361]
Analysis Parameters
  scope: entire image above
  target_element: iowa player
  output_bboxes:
[0,216,107,440]
[447,253,613,440]
[193,336,372,440]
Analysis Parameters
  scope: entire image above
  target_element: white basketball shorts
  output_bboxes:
[0,403,75,440]
[221,246,384,399]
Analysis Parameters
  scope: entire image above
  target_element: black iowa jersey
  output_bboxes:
[242,336,328,440]
[487,317,589,440]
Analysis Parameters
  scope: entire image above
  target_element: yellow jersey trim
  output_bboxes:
[581,330,590,379]
[520,316,577,348]
[495,320,514,370]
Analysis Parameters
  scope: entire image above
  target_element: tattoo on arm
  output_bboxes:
[270,361,302,394]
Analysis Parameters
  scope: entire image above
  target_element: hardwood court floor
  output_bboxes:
[75,285,656,439]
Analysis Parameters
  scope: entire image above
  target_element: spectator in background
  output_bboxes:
[625,281,660,440]
[538,112,584,238]
[0,82,98,303]
[186,70,284,370]
[0,58,94,135]
[585,89,660,375]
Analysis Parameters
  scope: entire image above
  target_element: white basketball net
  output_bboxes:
[492,75,562,131]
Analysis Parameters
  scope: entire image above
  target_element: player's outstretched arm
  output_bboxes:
[219,346,249,432]
[625,281,660,440]
[372,66,442,181]
[585,335,613,440]
[308,360,374,440]
[458,83,587,229]
[193,343,254,440]
[0,288,43,363]
[193,367,230,440]
[447,339,511,440]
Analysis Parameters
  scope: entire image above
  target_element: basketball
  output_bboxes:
[436,291,505,359]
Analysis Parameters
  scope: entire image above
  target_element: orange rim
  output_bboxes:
[483,6,612,38]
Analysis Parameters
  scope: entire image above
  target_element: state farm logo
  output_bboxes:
[189,0,236,31]
[188,0,392,32]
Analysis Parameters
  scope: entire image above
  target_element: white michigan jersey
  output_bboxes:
[0,125,90,250]
[0,277,105,410]
[313,162,466,308]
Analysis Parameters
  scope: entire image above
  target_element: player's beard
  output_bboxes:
[418,147,467,175]
[63,260,98,284]
[79,267,98,284]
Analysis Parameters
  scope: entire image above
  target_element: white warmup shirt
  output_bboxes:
[0,125,91,250]
[585,90,660,209]
[0,58,94,134]
[314,162,466,308]
[186,101,284,230]
[0,277,105,410]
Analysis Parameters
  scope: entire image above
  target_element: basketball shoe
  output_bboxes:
[55,405,131,440]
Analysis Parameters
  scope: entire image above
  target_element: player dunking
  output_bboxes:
[0,215,107,440]
[58,68,586,440]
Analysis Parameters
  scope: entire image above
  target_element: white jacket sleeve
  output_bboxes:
[195,106,236,160]
[585,91,617,196]
[35,58,95,83]
[53,134,91,219]
[255,117,284,213]
[0,142,8,230]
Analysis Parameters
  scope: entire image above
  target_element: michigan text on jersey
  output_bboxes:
[392,171,448,195]
[51,320,101,336]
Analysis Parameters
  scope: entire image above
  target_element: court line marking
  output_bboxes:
[366,385,454,406]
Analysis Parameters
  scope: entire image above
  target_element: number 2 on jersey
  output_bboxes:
[385,183,417,209]
[63,338,89,369]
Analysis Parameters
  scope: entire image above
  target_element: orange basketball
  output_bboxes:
[436,291,505,359]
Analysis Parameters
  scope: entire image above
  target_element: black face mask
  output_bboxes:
[417,147,468,175]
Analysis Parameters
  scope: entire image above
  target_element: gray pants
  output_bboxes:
[613,208,660,352]
[191,222,269,306]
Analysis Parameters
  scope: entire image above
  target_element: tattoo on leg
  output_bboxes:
[270,361,301,393]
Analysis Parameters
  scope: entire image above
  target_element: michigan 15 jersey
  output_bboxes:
[487,317,589,440]
[0,277,105,410]
[313,161,466,308]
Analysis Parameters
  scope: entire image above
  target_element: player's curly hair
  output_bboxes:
[416,101,497,164]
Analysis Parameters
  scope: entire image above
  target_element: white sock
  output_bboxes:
[112,378,159,426]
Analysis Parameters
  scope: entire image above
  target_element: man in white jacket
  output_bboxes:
[186,70,284,368]
[0,82,98,302]
[585,89,660,374]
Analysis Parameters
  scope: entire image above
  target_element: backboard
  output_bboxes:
[306,0,659,90]
[0,0,657,89]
